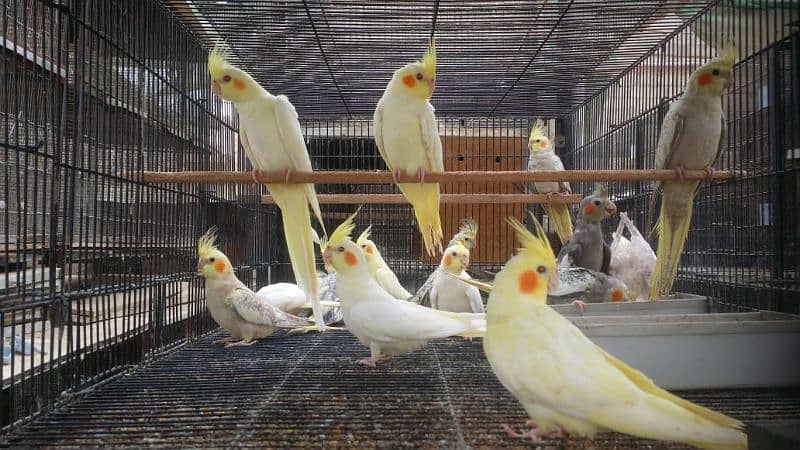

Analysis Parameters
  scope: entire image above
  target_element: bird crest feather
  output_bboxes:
[507,213,556,267]
[197,227,219,259]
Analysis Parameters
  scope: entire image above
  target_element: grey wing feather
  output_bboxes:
[557,240,582,268]
[413,267,440,307]
[647,109,685,234]
[229,288,311,329]
[600,242,612,275]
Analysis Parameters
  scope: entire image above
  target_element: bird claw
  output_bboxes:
[674,165,685,181]
[356,354,392,367]
[416,167,427,183]
[502,421,563,444]
[571,300,586,316]
[224,339,256,348]
[213,336,239,345]
[283,168,292,183]
[251,169,262,184]
[702,165,716,184]
[391,168,402,184]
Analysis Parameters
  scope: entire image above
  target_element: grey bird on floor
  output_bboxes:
[556,184,617,274]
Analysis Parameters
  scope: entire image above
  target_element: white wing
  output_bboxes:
[419,103,444,171]
[350,298,481,342]
[373,103,391,170]
[466,285,485,313]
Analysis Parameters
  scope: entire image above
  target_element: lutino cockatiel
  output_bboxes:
[356,226,412,300]
[374,40,443,257]
[208,45,326,330]
[527,120,573,244]
[255,282,343,326]
[321,211,485,367]
[414,218,479,306]
[648,41,736,300]
[610,212,657,301]
[484,215,747,448]
[430,242,484,313]
[197,229,317,347]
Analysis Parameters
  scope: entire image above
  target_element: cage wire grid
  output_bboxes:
[0,0,797,444]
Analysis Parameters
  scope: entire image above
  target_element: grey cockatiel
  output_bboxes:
[414,218,478,306]
[648,41,736,300]
[527,120,573,244]
[197,229,320,347]
[556,185,617,273]
[610,212,657,301]
[548,267,633,305]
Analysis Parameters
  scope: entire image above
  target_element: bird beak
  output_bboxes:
[539,142,547,149]
[547,272,559,291]
[212,80,221,96]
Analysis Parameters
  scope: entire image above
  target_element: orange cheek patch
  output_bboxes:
[443,255,453,266]
[698,73,713,86]
[365,246,373,254]
[583,204,595,215]
[611,290,625,302]
[233,78,246,90]
[402,75,416,88]
[214,261,226,273]
[518,270,539,293]
[344,251,358,266]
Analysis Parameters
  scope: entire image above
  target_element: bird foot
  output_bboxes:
[571,300,586,316]
[251,169,262,184]
[545,192,556,202]
[502,420,563,444]
[702,165,716,184]
[416,167,427,183]
[283,168,292,183]
[391,168,402,184]
[674,165,686,181]
[356,354,392,367]
[224,339,256,348]
[213,336,239,345]
[463,336,473,342]
[287,325,344,335]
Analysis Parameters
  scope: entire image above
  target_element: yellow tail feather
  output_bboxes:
[398,182,443,257]
[649,200,693,300]
[542,203,573,245]
[272,186,324,331]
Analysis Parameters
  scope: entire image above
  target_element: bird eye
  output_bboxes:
[451,252,457,256]
[537,265,546,273]
[209,257,215,262]
[416,73,423,80]
[464,237,470,241]
[223,75,231,82]
[337,246,345,252]
[361,244,366,248]
[712,69,720,76]
[534,139,540,143]
[593,200,601,206]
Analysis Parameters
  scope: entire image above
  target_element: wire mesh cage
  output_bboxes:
[0,0,798,444]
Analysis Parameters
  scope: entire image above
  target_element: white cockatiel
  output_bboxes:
[610,212,657,301]
[321,211,485,367]
[208,45,326,331]
[255,282,342,325]
[415,218,479,306]
[484,215,747,448]
[374,40,443,257]
[527,120,573,244]
[648,41,736,300]
[430,242,484,313]
[355,226,412,300]
[197,229,316,347]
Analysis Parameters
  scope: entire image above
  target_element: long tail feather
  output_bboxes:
[542,203,573,244]
[398,182,443,257]
[274,186,324,331]
[446,272,494,293]
[305,183,326,235]
[646,181,663,239]
[649,199,693,300]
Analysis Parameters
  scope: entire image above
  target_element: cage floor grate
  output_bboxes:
[5,331,800,448]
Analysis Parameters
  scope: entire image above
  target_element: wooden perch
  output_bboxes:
[134,169,741,185]
[261,193,582,205]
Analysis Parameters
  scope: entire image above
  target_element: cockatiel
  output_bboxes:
[414,218,478,306]
[321,211,485,367]
[356,226,413,300]
[208,45,326,331]
[374,40,443,257]
[557,184,617,273]
[255,282,343,326]
[484,214,747,448]
[649,41,736,300]
[430,242,484,313]
[527,120,573,244]
[548,267,633,305]
[610,212,657,301]
[197,229,318,347]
